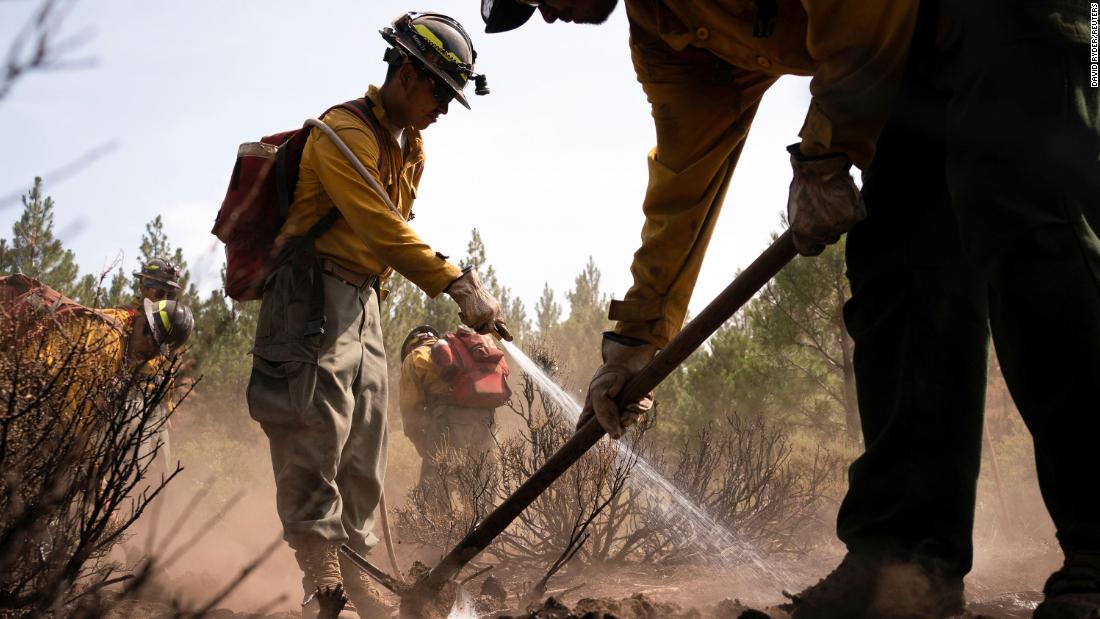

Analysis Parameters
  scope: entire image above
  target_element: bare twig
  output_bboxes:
[1,0,95,102]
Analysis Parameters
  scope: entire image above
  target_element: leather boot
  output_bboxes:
[869,559,965,618]
[786,552,965,619]
[785,552,880,619]
[1034,551,1100,619]
[338,551,393,618]
[292,536,357,619]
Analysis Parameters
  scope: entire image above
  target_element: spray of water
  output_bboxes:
[500,340,791,589]
[446,586,478,619]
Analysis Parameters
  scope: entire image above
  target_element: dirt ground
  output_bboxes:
[102,547,1057,618]
[118,405,1059,619]
[471,556,1052,619]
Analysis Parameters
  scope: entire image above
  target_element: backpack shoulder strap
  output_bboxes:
[337,98,398,188]
[299,98,398,243]
[303,111,404,222]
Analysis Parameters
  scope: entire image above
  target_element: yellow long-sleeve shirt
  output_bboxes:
[276,85,462,297]
[40,309,131,419]
[399,342,451,437]
[611,0,918,346]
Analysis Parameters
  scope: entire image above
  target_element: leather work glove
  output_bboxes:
[578,333,658,439]
[445,267,513,341]
[786,143,866,257]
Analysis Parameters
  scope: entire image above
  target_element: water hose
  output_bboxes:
[378,489,403,583]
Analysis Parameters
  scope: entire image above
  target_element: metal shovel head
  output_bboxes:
[400,577,470,619]
[338,545,473,618]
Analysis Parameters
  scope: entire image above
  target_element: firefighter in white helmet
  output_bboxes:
[246,12,509,619]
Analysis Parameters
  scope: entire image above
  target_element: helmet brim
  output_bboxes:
[384,31,474,109]
[402,325,440,359]
[133,270,181,289]
[452,89,471,110]
[483,0,537,33]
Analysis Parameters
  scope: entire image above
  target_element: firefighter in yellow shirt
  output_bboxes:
[245,12,511,618]
[399,325,503,487]
[485,0,915,350]
[486,0,1100,617]
[128,256,185,467]
[0,274,194,422]
[480,0,943,616]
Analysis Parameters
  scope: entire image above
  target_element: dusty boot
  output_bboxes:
[339,551,393,618]
[785,553,964,619]
[1034,551,1100,619]
[784,552,880,618]
[293,537,357,619]
[867,560,965,618]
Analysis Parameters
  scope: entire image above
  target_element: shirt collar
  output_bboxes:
[365,85,424,166]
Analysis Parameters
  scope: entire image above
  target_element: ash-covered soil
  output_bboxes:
[489,592,1039,619]
[102,588,1041,619]
[99,547,1053,618]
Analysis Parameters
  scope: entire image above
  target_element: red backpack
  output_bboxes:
[0,274,125,337]
[211,99,388,301]
[430,329,512,408]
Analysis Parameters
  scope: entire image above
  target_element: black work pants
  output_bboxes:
[838,0,1100,579]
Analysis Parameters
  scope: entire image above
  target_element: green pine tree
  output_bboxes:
[746,232,856,438]
[543,257,610,387]
[656,225,857,440]
[458,228,529,342]
[185,265,260,392]
[0,177,80,291]
[535,283,562,336]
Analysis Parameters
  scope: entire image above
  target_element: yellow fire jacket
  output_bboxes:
[277,86,462,298]
[40,309,131,418]
[610,0,918,346]
[399,341,451,439]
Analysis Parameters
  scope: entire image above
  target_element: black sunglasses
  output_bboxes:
[416,67,456,105]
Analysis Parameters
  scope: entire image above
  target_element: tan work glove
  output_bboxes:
[445,267,513,341]
[578,333,658,439]
[787,144,866,256]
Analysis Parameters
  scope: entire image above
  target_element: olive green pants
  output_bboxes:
[839,0,1100,578]
[248,263,387,554]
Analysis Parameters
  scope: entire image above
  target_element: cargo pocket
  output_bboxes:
[254,267,292,343]
[252,262,323,362]
[246,355,318,427]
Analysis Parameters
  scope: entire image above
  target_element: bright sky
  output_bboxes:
[0,0,811,319]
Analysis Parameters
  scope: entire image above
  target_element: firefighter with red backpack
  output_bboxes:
[399,325,511,487]
[0,274,193,418]
[216,12,511,619]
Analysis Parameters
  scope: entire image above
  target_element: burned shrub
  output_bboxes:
[644,414,842,558]
[398,345,841,577]
[491,371,644,567]
[0,304,188,616]
[396,366,648,569]
[397,444,499,553]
